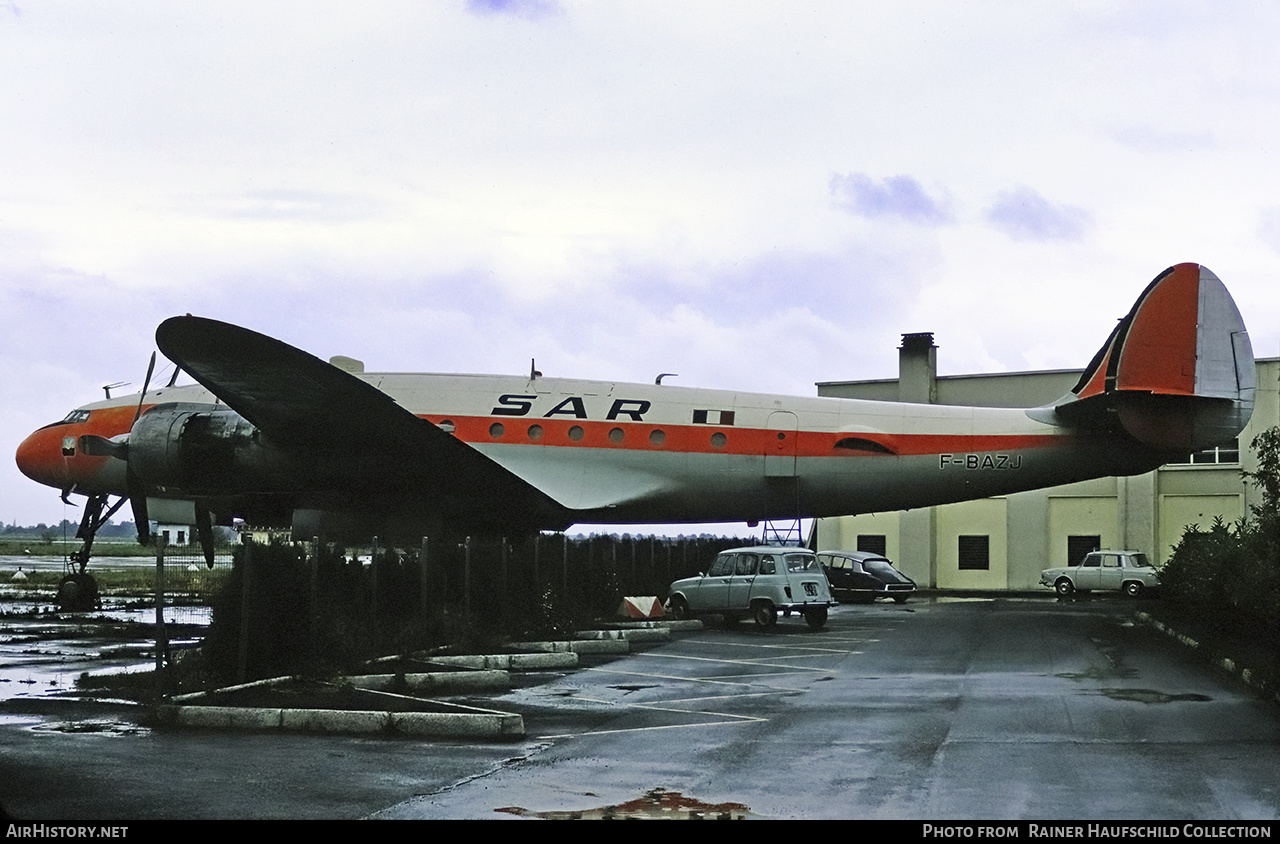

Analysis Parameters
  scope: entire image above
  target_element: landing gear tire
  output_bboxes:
[1055,578,1075,597]
[753,601,777,629]
[1123,581,1144,598]
[57,573,100,612]
[804,606,828,630]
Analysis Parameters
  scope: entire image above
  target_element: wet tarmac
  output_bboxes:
[1,595,1278,820]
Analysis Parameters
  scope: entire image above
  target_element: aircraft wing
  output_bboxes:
[155,315,569,531]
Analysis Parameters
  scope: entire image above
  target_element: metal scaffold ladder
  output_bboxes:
[760,518,803,547]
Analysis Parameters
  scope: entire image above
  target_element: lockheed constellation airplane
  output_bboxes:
[15,263,1255,604]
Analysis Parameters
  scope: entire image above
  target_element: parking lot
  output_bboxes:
[2,595,1279,820]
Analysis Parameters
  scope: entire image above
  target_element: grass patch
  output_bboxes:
[2,567,230,598]
[0,539,158,557]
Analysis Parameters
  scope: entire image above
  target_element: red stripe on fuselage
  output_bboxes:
[421,415,1066,457]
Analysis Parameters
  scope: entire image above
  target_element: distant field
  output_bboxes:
[0,539,158,557]
[2,564,229,596]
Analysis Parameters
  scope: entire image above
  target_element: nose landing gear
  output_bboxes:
[56,493,127,612]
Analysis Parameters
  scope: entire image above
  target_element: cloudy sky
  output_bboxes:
[2,1,1278,530]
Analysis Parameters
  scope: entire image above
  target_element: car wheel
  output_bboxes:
[1123,581,1144,598]
[892,595,909,604]
[1054,578,1075,596]
[668,595,690,620]
[752,601,777,629]
[804,606,828,630]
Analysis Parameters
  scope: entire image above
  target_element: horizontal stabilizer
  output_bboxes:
[1045,263,1254,452]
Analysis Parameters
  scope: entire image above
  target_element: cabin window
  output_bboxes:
[568,425,584,441]
[527,424,544,441]
[608,427,624,443]
[438,419,456,434]
[649,429,666,446]
[488,423,505,438]
[957,535,989,570]
[710,432,727,449]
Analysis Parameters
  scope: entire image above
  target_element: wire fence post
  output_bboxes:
[154,535,168,678]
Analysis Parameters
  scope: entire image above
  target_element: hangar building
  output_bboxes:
[813,333,1279,591]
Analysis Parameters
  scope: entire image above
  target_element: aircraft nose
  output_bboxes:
[15,425,75,489]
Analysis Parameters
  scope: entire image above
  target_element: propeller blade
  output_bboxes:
[127,470,150,545]
[133,352,156,426]
[195,507,216,569]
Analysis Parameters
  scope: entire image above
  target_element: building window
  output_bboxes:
[1067,535,1100,566]
[957,535,989,570]
[857,534,887,555]
[1168,439,1239,465]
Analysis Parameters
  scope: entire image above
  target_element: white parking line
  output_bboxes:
[635,651,837,673]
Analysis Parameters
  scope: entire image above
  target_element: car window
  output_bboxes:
[708,554,733,577]
[1101,554,1120,568]
[736,553,758,575]
[785,553,818,572]
[861,559,897,577]
[1128,554,1151,568]
[1082,555,1101,568]
[759,555,777,574]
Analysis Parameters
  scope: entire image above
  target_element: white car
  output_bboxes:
[1040,550,1159,597]
[666,546,837,629]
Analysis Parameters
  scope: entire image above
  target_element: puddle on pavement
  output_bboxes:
[1099,688,1213,704]
[31,719,150,736]
[0,595,208,702]
[495,787,753,820]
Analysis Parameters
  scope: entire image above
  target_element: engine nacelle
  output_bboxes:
[129,405,293,494]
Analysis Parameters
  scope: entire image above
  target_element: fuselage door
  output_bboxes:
[765,411,799,478]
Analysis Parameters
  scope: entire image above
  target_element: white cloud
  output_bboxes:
[984,187,1093,243]
[829,174,953,225]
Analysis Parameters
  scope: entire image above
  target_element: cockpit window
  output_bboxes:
[60,409,90,424]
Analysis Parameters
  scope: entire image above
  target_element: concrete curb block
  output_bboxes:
[347,670,511,692]
[575,628,671,642]
[508,638,631,654]
[596,619,704,631]
[1135,611,1280,705]
[424,653,579,671]
[154,703,525,739]
[657,620,705,631]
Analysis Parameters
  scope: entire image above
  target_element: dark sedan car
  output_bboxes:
[817,550,916,603]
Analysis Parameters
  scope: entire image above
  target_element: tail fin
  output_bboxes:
[1046,263,1254,452]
